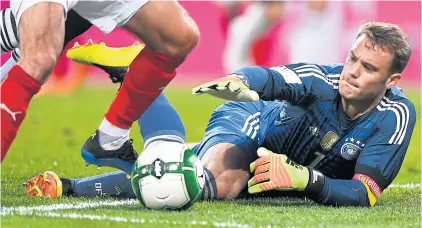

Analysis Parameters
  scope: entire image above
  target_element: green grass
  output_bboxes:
[1,85,421,227]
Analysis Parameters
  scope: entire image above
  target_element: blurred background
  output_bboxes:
[1,1,420,94]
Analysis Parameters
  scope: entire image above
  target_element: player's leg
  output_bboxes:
[26,142,200,199]
[0,8,92,78]
[0,7,89,53]
[0,7,92,54]
[70,171,135,198]
[193,101,269,200]
[104,0,199,133]
[26,92,186,198]
[200,143,253,200]
[1,1,66,161]
[82,91,186,173]
[223,1,285,73]
[25,170,136,199]
[79,0,199,168]
[0,9,91,83]
[26,144,201,199]
[1,7,130,85]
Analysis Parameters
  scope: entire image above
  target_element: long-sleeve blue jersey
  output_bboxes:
[233,63,417,207]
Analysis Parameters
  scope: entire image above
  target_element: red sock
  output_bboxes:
[1,65,41,162]
[105,47,184,129]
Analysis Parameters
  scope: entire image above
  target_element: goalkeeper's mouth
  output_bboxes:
[341,78,359,89]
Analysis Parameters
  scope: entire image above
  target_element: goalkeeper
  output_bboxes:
[191,21,416,207]
[26,21,416,207]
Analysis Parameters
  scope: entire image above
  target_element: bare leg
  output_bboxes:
[18,3,65,83]
[123,0,199,59]
[1,2,65,161]
[201,143,253,200]
[93,1,199,150]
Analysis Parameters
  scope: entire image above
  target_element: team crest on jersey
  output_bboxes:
[320,131,340,151]
[340,138,365,160]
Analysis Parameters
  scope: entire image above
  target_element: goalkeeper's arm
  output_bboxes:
[305,174,376,207]
[193,63,339,104]
[248,148,383,207]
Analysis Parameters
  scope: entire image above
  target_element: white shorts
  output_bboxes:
[11,0,148,34]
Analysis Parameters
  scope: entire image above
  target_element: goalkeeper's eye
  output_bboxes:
[362,63,378,73]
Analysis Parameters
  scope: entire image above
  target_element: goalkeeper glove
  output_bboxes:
[192,75,259,102]
[248,147,323,194]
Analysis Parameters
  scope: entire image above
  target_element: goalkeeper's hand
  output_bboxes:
[192,75,259,102]
[248,148,310,194]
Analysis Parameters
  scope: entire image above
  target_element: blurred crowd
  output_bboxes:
[218,1,378,73]
[1,1,420,94]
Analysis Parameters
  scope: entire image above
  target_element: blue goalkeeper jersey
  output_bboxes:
[234,63,416,200]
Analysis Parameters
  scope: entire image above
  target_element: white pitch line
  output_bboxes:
[1,183,420,226]
[0,199,138,216]
[0,199,254,228]
[3,210,253,228]
[1,183,420,215]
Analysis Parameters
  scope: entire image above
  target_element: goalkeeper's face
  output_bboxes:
[339,35,401,102]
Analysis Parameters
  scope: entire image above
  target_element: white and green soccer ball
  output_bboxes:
[131,141,205,210]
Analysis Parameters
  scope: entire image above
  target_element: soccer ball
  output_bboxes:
[131,141,205,210]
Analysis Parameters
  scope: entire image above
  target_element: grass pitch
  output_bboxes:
[1,85,421,228]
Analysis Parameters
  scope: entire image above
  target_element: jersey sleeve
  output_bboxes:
[232,63,342,105]
[353,98,417,206]
[305,97,416,207]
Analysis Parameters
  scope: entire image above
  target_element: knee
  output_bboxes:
[161,15,200,59]
[19,50,58,83]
